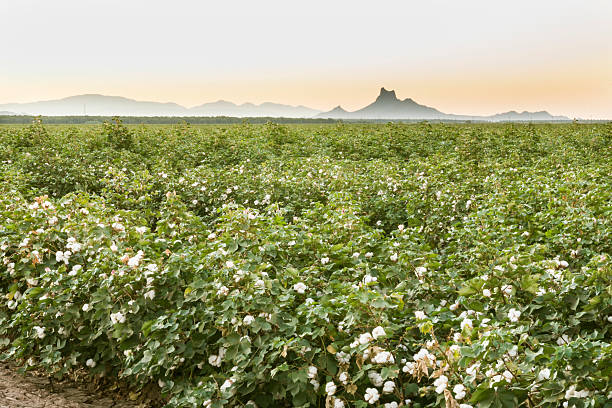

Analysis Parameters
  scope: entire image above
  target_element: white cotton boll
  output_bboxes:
[483,289,492,297]
[461,318,473,331]
[333,399,345,408]
[69,264,82,276]
[82,304,90,312]
[338,371,349,384]
[372,351,395,364]
[538,368,551,380]
[209,354,222,367]
[336,352,350,365]
[433,375,448,394]
[310,379,319,390]
[390,253,398,262]
[225,260,235,268]
[453,384,466,400]
[293,282,307,294]
[33,326,46,339]
[372,326,386,339]
[217,286,229,296]
[56,250,71,264]
[307,366,318,379]
[127,251,144,268]
[384,403,398,408]
[365,252,374,258]
[502,370,513,383]
[508,308,521,322]
[359,332,374,345]
[66,238,82,252]
[144,290,156,300]
[466,363,479,376]
[414,311,427,320]
[321,257,330,265]
[86,358,96,368]
[243,315,255,325]
[254,279,265,289]
[363,274,377,285]
[110,311,126,324]
[382,380,395,394]
[402,361,415,375]
[450,302,459,311]
[112,222,125,232]
[325,381,337,395]
[415,266,427,275]
[234,269,246,282]
[364,388,380,404]
[368,371,384,387]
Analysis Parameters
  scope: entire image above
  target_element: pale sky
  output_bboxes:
[1,0,611,118]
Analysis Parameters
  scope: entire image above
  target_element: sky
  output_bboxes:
[1,0,611,119]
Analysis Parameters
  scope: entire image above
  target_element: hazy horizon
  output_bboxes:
[2,0,611,119]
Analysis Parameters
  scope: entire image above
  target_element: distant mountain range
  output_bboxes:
[0,95,319,118]
[316,88,570,121]
[0,89,570,121]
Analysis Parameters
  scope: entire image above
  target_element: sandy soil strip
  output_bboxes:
[0,364,144,408]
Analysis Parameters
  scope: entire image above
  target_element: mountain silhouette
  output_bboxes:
[0,95,187,116]
[317,88,570,121]
[0,95,321,118]
[487,110,568,121]
[316,87,453,119]
[350,87,447,119]
[0,89,571,120]
[189,100,319,117]
[317,105,351,119]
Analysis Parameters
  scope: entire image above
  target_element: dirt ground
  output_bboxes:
[0,364,147,408]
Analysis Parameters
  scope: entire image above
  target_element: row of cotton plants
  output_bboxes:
[0,121,611,407]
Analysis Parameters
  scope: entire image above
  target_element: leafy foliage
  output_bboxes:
[0,120,611,407]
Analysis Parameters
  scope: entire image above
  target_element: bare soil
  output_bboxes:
[0,364,150,408]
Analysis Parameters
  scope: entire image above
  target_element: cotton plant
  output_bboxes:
[0,122,610,408]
